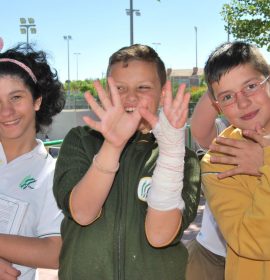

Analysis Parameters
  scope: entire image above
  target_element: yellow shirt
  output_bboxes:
[201,126,270,280]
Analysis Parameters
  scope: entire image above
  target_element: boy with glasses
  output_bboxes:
[201,41,270,280]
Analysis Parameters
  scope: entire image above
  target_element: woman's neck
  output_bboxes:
[1,137,38,163]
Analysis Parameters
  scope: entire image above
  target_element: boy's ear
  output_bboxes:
[213,100,223,114]
[208,91,223,114]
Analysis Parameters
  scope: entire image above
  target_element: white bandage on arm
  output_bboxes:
[147,109,186,211]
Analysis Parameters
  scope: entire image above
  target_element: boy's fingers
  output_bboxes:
[217,169,237,179]
[139,107,158,128]
[255,123,264,134]
[107,77,121,107]
[84,92,104,119]
[83,116,101,132]
[209,143,238,156]
[242,130,268,147]
[210,155,237,165]
[181,92,191,110]
[217,167,261,179]
[93,80,111,110]
[175,108,189,128]
[215,136,246,148]
[0,258,21,278]
[173,83,186,107]
[163,81,173,109]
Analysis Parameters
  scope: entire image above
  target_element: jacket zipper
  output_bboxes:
[117,149,128,280]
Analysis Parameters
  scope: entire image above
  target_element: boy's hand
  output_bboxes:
[163,81,190,129]
[209,136,264,179]
[242,123,270,148]
[83,77,142,148]
[0,258,20,280]
[139,81,190,129]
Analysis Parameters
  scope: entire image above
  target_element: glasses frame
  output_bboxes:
[215,75,270,107]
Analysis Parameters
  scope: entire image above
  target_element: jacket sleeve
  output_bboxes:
[178,147,201,237]
[53,127,99,218]
[202,146,270,260]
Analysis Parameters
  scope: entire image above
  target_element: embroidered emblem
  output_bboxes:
[137,177,152,202]
[19,175,37,190]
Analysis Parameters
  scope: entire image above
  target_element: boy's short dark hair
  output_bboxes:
[106,44,167,87]
[204,41,270,99]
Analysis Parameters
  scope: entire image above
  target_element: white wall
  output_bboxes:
[38,109,98,140]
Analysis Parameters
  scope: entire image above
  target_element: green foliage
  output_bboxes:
[63,78,107,99]
[222,0,270,51]
[172,82,207,103]
[64,78,206,107]
[190,86,207,103]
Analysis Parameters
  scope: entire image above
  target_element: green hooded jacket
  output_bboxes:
[53,126,201,280]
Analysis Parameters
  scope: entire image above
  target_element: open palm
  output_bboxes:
[83,78,142,148]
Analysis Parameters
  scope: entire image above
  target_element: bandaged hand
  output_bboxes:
[147,109,186,211]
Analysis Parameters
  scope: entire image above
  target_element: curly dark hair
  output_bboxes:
[0,43,66,133]
[106,44,166,87]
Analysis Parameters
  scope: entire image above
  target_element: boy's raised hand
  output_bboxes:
[83,77,142,148]
[139,81,190,129]
[163,81,190,129]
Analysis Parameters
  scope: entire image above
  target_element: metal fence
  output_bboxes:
[64,96,88,110]
[64,95,196,117]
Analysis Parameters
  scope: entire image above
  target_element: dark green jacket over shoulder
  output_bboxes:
[53,126,201,280]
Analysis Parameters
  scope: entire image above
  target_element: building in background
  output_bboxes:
[167,67,204,88]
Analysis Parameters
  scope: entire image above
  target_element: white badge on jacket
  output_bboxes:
[137,177,152,202]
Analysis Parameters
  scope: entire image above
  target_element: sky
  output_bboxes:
[1,0,270,83]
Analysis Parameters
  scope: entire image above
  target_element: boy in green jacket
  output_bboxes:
[53,44,201,280]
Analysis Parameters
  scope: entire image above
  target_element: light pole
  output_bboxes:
[0,37,4,52]
[194,26,198,68]
[152,42,161,52]
[19,18,36,49]
[74,52,81,81]
[63,35,72,94]
[126,0,141,45]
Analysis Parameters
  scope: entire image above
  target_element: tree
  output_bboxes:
[222,0,270,51]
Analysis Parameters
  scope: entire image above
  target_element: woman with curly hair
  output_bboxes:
[0,43,65,279]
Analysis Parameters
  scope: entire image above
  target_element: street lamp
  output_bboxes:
[194,26,198,68]
[63,35,72,94]
[126,0,141,45]
[19,18,36,48]
[152,42,161,52]
[74,52,81,81]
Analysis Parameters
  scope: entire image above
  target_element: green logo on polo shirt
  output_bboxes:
[19,175,37,190]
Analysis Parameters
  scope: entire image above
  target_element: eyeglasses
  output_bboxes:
[215,75,269,107]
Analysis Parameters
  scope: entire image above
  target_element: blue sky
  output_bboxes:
[1,0,269,83]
